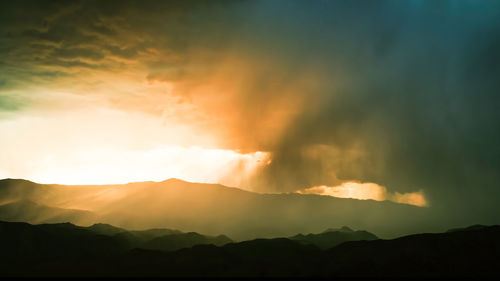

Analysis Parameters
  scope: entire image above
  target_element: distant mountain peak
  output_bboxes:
[340,226,353,232]
[322,226,354,233]
[87,223,126,236]
[446,224,489,233]
[39,221,78,228]
[161,178,189,184]
[290,227,378,249]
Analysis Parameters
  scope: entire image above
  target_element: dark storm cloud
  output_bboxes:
[1,0,500,227]
[0,0,245,91]
[244,1,500,226]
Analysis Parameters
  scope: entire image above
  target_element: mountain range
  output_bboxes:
[0,178,498,277]
[0,178,437,240]
[0,220,498,277]
[289,226,378,249]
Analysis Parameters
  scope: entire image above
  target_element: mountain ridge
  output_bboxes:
[0,178,435,240]
[289,227,378,249]
[0,220,498,277]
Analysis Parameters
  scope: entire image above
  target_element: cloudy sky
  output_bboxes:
[1,0,500,220]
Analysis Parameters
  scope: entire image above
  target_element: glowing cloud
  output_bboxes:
[297,181,428,207]
[0,143,269,187]
[0,106,270,186]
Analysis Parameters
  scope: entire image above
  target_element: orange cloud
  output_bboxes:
[297,181,428,207]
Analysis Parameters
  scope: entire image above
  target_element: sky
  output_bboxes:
[1,0,500,219]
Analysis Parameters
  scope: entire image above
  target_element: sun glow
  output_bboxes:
[19,145,269,186]
[0,106,270,187]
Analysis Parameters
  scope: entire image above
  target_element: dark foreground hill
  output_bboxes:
[0,220,498,277]
[0,220,233,274]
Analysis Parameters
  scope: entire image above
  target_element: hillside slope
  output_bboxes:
[0,178,435,240]
[0,221,497,277]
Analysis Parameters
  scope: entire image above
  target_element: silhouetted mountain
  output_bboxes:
[0,220,129,267]
[141,232,232,251]
[85,224,500,277]
[323,225,500,277]
[84,222,227,252]
[0,220,498,277]
[0,199,97,225]
[83,223,232,252]
[290,227,378,249]
[446,224,489,233]
[0,220,234,275]
[86,223,127,235]
[128,228,183,240]
[0,178,436,240]
[322,226,354,233]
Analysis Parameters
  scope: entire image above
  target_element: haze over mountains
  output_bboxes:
[0,178,439,240]
[290,226,378,249]
[0,199,97,225]
[1,178,499,277]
